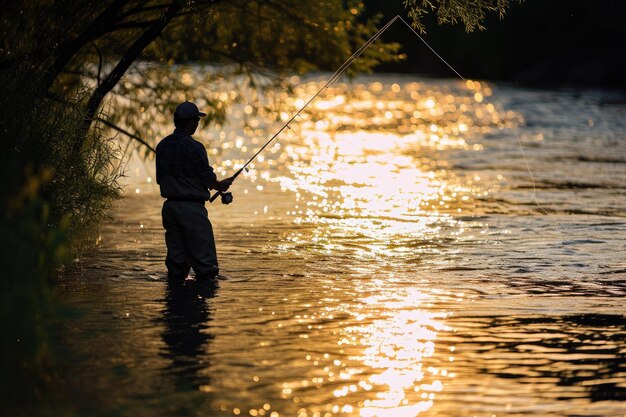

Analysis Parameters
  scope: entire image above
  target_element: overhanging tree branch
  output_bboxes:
[95,117,155,153]
[41,0,129,94]
[111,20,160,31]
[76,0,183,155]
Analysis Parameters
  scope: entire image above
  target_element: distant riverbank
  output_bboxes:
[368,0,626,89]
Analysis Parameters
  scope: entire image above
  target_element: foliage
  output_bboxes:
[0,64,123,235]
[0,63,121,415]
[0,166,70,416]
[404,0,521,32]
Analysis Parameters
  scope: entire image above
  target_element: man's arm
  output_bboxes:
[193,144,232,191]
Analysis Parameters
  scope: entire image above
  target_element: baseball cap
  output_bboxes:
[174,101,207,120]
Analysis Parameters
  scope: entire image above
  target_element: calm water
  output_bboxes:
[55,75,626,417]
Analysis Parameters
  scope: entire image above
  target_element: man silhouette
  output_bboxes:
[156,101,232,280]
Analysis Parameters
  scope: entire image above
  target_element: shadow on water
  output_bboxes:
[444,313,626,406]
[160,279,217,392]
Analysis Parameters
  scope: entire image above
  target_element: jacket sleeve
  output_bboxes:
[192,144,219,190]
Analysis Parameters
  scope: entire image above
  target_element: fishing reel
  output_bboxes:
[221,192,234,205]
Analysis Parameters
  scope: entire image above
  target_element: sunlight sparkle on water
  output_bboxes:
[246,80,506,415]
[267,88,490,246]
[242,78,517,261]
[334,287,453,417]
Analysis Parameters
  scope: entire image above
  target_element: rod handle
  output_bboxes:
[209,191,222,203]
[209,167,243,203]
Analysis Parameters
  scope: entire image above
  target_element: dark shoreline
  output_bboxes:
[366,0,626,90]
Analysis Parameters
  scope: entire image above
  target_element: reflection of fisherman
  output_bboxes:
[161,278,215,390]
[156,101,232,280]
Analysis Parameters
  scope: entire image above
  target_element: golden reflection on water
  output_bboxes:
[210,79,511,415]
[346,289,452,417]
[279,129,456,219]
[236,78,518,257]
[252,285,455,417]
[252,79,507,416]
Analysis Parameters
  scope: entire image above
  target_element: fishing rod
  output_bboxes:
[209,15,400,204]
[212,13,547,219]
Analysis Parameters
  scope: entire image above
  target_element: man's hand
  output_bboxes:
[216,177,233,192]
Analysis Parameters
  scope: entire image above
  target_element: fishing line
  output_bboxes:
[213,15,551,219]
[396,15,550,216]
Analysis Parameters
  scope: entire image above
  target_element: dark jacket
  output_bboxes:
[155,129,217,201]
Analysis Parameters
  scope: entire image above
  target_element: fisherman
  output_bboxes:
[156,101,233,280]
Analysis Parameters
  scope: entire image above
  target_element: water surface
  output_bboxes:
[56,75,626,417]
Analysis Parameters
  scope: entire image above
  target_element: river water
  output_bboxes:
[55,75,626,417]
